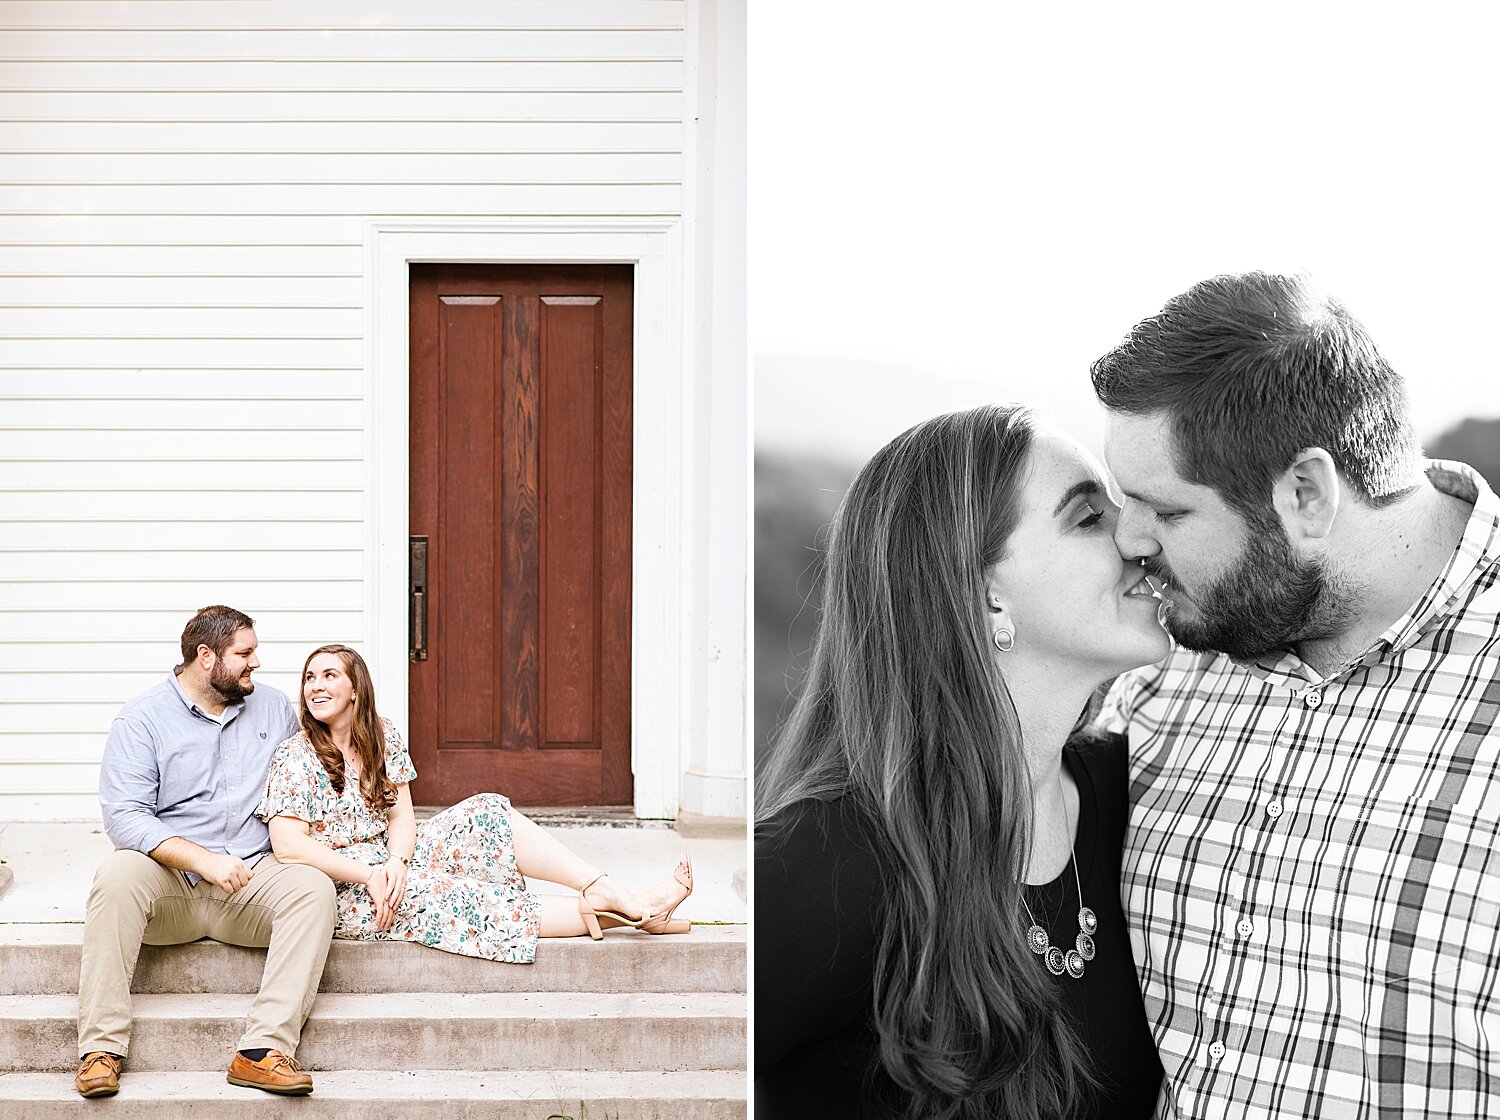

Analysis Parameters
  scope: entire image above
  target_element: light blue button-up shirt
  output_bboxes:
[98,670,299,884]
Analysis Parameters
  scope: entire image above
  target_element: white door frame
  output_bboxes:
[362,218,685,819]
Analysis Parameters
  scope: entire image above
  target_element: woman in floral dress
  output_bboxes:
[259,644,692,962]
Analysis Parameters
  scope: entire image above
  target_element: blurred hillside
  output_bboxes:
[753,416,1500,781]
[1429,417,1500,487]
[753,452,852,770]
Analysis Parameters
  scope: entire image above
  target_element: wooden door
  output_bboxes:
[408,264,632,806]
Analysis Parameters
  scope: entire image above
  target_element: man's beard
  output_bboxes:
[209,659,254,701]
[1149,514,1354,663]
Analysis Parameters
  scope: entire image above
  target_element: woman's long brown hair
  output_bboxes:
[299,644,397,812]
[757,405,1095,1119]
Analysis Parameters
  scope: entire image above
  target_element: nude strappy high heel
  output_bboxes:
[577,855,694,940]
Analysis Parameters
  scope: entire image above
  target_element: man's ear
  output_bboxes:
[196,643,216,671]
[1272,447,1340,541]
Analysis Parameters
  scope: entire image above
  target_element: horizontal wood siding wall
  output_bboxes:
[0,0,686,820]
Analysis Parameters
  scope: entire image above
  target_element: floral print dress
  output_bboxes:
[257,721,541,963]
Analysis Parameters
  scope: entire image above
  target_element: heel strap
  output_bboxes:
[579,872,608,895]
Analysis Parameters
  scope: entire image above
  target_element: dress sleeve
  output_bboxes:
[257,738,324,824]
[753,799,882,1078]
[382,719,417,784]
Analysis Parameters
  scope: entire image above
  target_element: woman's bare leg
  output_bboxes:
[536,894,591,938]
[508,808,648,921]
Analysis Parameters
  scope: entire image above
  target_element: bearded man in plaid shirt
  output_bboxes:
[1092,271,1500,1119]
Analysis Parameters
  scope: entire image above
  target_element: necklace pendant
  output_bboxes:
[1044,945,1067,976]
[1078,906,1098,936]
[1064,949,1086,979]
[1027,924,1049,955]
[1076,932,1096,961]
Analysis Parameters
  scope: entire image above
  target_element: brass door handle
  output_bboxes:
[410,536,429,661]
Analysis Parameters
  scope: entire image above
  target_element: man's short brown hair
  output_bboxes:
[179,605,255,666]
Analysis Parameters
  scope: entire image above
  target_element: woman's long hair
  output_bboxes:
[758,405,1093,1119]
[299,644,398,812]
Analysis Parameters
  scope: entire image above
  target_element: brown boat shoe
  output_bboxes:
[75,1051,122,1098]
[226,1049,314,1095]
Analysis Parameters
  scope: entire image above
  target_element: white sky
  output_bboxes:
[750,2,1500,465]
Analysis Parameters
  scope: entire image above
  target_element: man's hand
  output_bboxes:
[199,852,253,895]
[148,835,253,894]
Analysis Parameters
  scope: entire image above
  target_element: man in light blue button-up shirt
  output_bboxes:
[75,606,338,1099]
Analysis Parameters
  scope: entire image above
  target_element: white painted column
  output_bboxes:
[679,0,749,821]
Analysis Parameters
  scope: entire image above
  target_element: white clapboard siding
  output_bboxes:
[2,610,366,643]
[0,398,363,428]
[8,673,193,703]
[0,548,364,581]
[0,521,363,550]
[0,579,363,612]
[0,338,360,368]
[0,702,145,733]
[0,640,328,673]
[0,732,116,763]
[0,59,683,91]
[0,462,361,491]
[0,243,366,275]
[0,306,366,337]
[0,182,683,214]
[0,370,362,398]
[0,1,684,31]
[0,428,367,461]
[0,28,687,60]
[0,89,686,122]
[2,151,682,183]
[0,0,689,820]
[0,277,361,307]
[0,762,99,794]
[0,121,684,152]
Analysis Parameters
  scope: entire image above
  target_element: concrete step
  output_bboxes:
[0,924,746,996]
[0,1068,747,1119]
[5,991,748,1073]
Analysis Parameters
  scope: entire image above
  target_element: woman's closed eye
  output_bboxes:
[1078,500,1118,530]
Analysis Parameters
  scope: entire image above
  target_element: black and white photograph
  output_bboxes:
[753,3,1500,1118]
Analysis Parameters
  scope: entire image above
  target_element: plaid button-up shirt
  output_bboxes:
[1104,461,1500,1119]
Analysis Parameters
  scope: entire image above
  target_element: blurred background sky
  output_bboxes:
[750,1,1500,767]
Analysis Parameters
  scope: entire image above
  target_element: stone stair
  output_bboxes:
[0,923,747,1118]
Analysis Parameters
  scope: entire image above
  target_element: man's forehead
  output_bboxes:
[230,627,258,650]
[1103,411,1238,513]
[1103,412,1175,476]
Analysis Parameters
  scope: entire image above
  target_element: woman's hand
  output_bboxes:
[366,864,396,931]
[381,858,409,913]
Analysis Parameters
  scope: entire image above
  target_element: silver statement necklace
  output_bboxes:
[1020,779,1097,979]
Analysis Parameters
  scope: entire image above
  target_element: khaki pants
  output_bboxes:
[77,849,337,1059]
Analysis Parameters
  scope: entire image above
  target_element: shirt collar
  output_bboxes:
[1238,460,1499,692]
[167,667,245,723]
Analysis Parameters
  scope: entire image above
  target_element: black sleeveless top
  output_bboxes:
[754,733,1163,1118]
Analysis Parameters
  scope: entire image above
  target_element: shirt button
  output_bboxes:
[1265,798,1284,820]
[1304,689,1323,709]
[1208,1040,1227,1062]
[1236,917,1254,938]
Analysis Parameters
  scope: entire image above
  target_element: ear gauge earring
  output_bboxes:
[993,628,1015,653]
